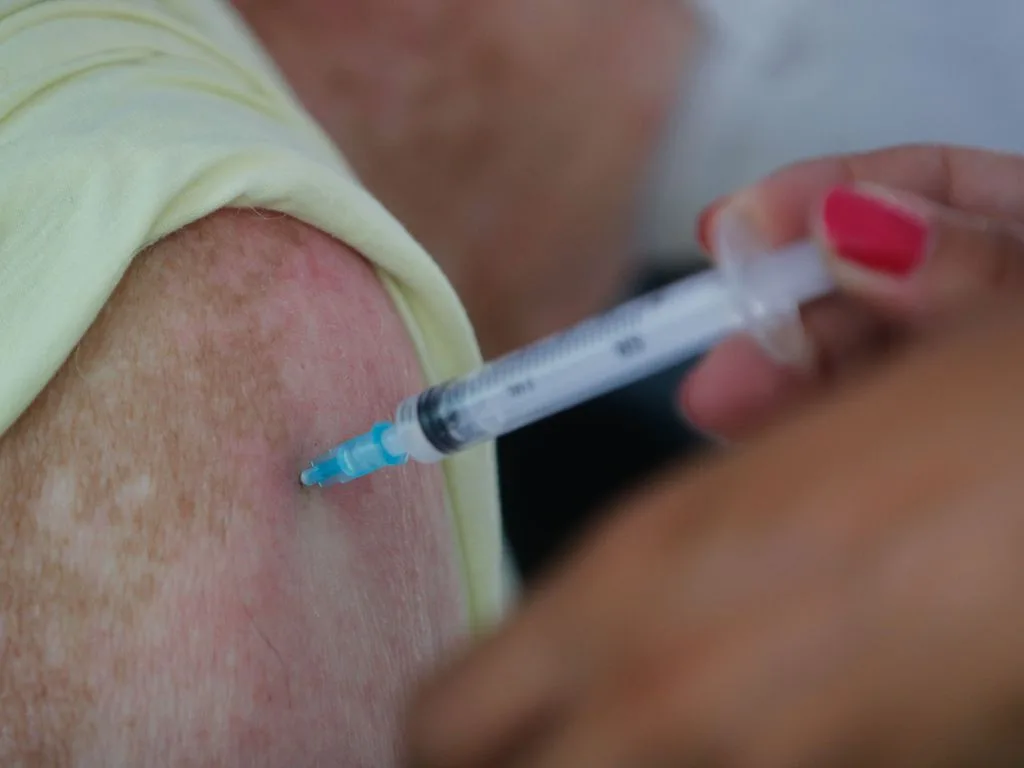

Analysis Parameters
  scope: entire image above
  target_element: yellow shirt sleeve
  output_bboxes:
[0,0,505,628]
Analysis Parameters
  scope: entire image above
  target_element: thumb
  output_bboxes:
[815,184,1024,322]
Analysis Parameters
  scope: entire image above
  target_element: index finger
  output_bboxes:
[704,144,1024,252]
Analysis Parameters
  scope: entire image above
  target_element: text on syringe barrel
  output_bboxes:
[408,270,745,455]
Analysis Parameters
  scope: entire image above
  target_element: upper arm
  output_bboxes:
[0,211,465,765]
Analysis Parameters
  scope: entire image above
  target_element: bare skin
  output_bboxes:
[235,0,696,356]
[0,211,463,765]
[0,1,693,759]
[410,305,1024,766]
[406,144,1024,766]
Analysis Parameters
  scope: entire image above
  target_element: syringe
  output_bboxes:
[300,237,835,488]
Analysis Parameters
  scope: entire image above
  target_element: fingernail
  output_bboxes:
[696,196,728,252]
[821,185,928,277]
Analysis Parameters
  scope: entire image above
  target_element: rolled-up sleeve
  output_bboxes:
[0,0,504,628]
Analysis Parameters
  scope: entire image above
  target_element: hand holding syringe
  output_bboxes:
[300,238,834,487]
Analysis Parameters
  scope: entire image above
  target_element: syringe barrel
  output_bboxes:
[390,236,835,461]
[391,271,743,459]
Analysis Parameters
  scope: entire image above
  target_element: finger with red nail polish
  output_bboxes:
[816,183,1024,321]
[681,148,1024,442]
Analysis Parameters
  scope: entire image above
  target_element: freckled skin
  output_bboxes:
[0,210,464,765]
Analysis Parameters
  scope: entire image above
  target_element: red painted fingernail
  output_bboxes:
[821,186,928,277]
[696,197,728,252]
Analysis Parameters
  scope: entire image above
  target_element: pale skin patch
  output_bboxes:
[0,210,464,766]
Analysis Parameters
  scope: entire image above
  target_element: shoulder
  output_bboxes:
[0,210,465,763]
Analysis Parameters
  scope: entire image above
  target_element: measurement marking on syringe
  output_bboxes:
[614,335,646,358]
[507,379,536,398]
[460,301,652,397]
[422,271,736,439]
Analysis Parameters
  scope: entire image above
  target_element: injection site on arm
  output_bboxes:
[301,237,835,488]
